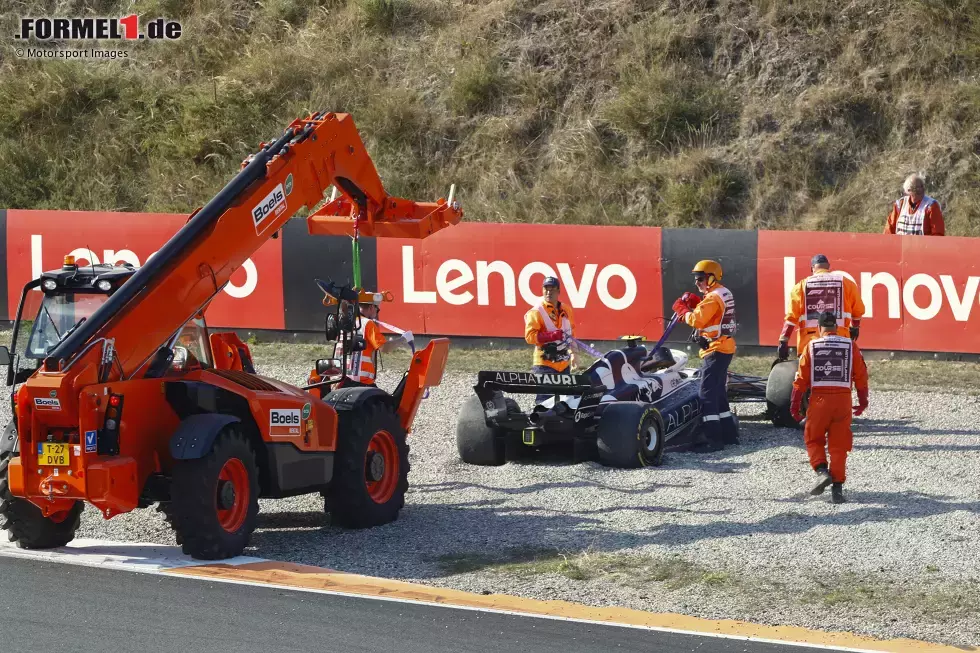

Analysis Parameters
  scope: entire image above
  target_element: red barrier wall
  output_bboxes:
[757,231,980,354]
[3,210,978,354]
[5,210,284,329]
[375,223,665,341]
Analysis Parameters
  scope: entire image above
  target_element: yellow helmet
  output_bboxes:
[692,259,722,282]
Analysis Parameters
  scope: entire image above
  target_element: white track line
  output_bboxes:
[0,538,263,572]
[0,539,920,653]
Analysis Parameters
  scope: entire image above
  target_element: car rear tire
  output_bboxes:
[170,424,260,560]
[0,451,82,550]
[596,403,663,469]
[327,401,409,528]
[456,394,507,465]
[766,359,806,429]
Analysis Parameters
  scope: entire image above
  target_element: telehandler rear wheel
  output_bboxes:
[155,502,183,546]
[327,401,409,528]
[0,451,82,549]
[170,424,259,560]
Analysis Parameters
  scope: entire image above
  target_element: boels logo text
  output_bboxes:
[269,408,301,436]
[252,183,287,233]
[33,397,61,410]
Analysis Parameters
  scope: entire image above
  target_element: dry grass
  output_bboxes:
[436,548,726,588]
[435,547,980,620]
[2,0,980,233]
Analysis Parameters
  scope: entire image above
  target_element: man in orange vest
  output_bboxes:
[524,276,575,403]
[778,254,865,361]
[883,173,945,236]
[790,312,869,504]
[343,293,413,387]
[672,260,739,452]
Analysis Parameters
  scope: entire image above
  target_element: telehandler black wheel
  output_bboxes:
[327,401,410,528]
[170,424,260,560]
[596,403,664,469]
[0,450,82,549]
[155,502,183,546]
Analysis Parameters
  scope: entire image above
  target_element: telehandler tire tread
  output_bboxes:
[170,424,260,560]
[155,502,183,546]
[0,452,82,549]
[327,401,409,529]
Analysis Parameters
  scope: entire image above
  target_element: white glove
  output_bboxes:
[401,330,414,343]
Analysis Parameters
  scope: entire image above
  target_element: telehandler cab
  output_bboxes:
[0,112,462,560]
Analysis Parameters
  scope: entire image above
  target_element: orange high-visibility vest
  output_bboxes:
[346,319,386,384]
[684,284,737,358]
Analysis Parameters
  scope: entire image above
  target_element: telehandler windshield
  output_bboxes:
[26,292,109,359]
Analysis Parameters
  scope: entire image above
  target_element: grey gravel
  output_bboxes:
[3,350,979,648]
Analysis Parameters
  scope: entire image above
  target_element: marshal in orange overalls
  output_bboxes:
[780,263,865,358]
[791,334,869,487]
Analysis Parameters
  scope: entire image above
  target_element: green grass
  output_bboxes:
[802,572,979,620]
[3,0,980,234]
[435,548,980,621]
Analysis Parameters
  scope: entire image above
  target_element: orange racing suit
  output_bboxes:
[793,335,869,484]
[783,269,865,355]
[524,300,575,373]
[684,284,737,358]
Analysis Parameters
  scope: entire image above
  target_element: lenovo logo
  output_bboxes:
[400,246,638,310]
[30,234,259,299]
[783,257,980,322]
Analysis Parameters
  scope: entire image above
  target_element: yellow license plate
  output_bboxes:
[37,443,70,467]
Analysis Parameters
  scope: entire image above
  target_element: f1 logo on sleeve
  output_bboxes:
[269,408,301,436]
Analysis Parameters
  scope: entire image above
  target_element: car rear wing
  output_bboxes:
[474,370,595,397]
[473,370,604,428]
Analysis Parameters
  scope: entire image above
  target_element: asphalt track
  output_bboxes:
[0,555,849,653]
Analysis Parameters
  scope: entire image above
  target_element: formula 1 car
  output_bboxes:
[456,338,801,469]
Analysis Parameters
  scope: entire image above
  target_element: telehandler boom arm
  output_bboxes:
[43,112,461,381]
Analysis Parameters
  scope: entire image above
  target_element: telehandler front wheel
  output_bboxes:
[0,451,82,549]
[327,401,409,528]
[170,424,260,560]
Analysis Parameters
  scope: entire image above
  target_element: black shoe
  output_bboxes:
[810,464,833,496]
[723,435,740,445]
[831,483,846,504]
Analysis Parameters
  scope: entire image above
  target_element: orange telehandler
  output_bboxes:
[0,112,462,560]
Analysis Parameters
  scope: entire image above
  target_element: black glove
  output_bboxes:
[777,340,789,361]
[849,325,860,341]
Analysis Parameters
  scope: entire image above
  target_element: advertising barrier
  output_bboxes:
[3,209,285,330]
[757,231,980,354]
[1,210,977,354]
[375,223,664,341]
